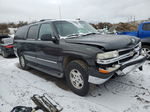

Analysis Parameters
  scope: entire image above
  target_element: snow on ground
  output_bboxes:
[0,56,150,112]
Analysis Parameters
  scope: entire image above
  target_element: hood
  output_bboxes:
[65,34,140,50]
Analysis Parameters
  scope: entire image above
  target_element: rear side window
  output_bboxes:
[39,23,53,39]
[142,23,150,31]
[15,26,28,39]
[27,25,39,39]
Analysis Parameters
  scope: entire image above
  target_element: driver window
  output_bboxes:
[39,24,53,40]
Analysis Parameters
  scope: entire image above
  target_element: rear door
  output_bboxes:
[23,24,40,63]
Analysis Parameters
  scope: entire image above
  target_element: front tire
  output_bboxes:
[19,53,29,70]
[65,60,89,96]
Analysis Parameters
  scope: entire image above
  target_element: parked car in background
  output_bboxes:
[14,19,146,96]
[117,22,150,59]
[0,35,15,58]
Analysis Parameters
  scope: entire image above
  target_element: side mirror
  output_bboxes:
[41,34,54,41]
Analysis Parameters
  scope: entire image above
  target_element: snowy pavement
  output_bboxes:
[0,56,150,112]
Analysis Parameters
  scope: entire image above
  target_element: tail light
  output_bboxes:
[4,45,14,48]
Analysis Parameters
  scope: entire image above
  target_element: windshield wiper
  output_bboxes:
[82,32,97,36]
[67,34,80,37]
[66,32,98,39]
[66,33,82,39]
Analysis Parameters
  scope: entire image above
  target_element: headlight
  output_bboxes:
[96,51,119,60]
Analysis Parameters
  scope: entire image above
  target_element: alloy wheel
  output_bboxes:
[69,69,84,89]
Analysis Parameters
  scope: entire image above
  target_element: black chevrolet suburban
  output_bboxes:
[14,20,147,96]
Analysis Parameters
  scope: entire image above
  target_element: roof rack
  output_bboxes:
[28,19,53,25]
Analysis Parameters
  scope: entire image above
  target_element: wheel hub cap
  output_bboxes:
[69,69,84,89]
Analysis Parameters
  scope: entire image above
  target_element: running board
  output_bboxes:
[27,63,64,78]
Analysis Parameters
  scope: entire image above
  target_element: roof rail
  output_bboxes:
[28,19,53,25]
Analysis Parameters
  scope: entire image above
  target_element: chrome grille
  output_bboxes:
[120,42,141,56]
[97,42,141,65]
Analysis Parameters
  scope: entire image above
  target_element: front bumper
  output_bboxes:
[117,55,146,75]
[88,53,147,84]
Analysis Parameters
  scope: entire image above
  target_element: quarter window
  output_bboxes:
[27,25,39,39]
[39,24,52,39]
[16,26,28,39]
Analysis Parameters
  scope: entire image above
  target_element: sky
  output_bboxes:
[0,0,150,23]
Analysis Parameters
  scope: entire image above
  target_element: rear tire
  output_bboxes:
[142,45,150,60]
[65,60,89,96]
[19,53,29,70]
[1,49,8,58]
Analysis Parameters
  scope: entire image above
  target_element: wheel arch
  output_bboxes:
[17,49,24,57]
[62,55,89,70]
[142,42,150,46]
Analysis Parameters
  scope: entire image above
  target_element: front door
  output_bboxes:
[35,23,62,72]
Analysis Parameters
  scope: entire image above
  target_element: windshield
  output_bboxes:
[54,21,98,38]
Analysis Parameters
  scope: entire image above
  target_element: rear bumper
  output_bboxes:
[88,53,147,84]
[5,48,14,55]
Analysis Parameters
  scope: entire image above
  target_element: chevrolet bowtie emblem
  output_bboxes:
[130,51,134,56]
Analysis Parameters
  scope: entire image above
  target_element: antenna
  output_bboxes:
[58,0,62,19]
